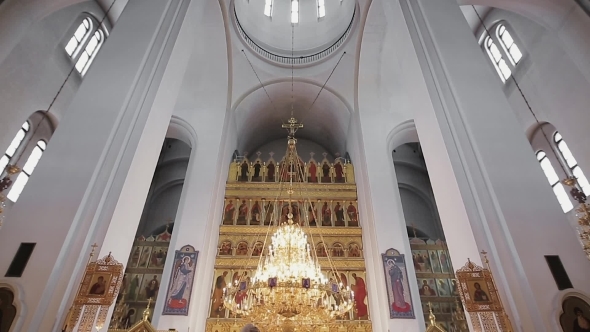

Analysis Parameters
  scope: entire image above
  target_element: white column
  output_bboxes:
[0,1,191,331]
[148,0,232,329]
[151,111,234,331]
[400,0,590,331]
[350,114,423,330]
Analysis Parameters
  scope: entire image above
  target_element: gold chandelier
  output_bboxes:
[563,177,590,259]
[223,118,354,331]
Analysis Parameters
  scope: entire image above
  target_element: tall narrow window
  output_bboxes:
[291,0,299,24]
[485,37,512,82]
[65,17,105,76]
[0,122,30,174]
[264,0,273,17]
[75,30,104,76]
[317,0,326,18]
[554,132,590,195]
[497,24,522,64]
[537,151,573,213]
[7,140,46,202]
[64,18,91,57]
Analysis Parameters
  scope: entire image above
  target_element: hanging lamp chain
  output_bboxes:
[472,6,571,178]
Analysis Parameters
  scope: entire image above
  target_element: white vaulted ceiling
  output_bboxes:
[233,80,351,155]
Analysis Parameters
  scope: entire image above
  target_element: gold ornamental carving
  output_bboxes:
[205,320,372,332]
[63,248,124,332]
[455,253,513,332]
[214,257,367,270]
[220,225,362,236]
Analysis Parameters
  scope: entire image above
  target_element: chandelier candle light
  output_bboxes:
[222,118,354,331]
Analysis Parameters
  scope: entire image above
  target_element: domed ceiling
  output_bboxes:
[234,0,355,56]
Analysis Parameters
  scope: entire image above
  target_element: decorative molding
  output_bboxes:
[219,225,362,236]
[205,319,372,331]
[214,257,367,270]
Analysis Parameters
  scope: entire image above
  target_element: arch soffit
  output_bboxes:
[394,160,428,175]
[167,116,198,149]
[386,119,419,155]
[526,121,556,143]
[398,182,436,210]
[151,180,185,203]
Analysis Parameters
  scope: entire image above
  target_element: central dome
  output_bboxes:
[234,0,355,57]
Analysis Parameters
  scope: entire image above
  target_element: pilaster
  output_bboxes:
[400,0,590,330]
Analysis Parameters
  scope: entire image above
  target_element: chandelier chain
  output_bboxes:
[472,6,568,176]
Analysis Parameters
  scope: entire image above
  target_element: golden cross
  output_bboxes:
[89,243,98,259]
[282,117,304,136]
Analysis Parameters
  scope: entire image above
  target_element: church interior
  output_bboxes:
[0,0,590,331]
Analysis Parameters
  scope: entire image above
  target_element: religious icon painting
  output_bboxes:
[128,246,142,267]
[126,274,144,301]
[137,246,152,268]
[348,243,362,258]
[440,302,452,314]
[148,247,168,268]
[87,273,112,297]
[139,274,162,301]
[250,200,261,225]
[218,240,232,256]
[223,199,236,225]
[75,254,124,306]
[235,242,249,256]
[417,278,438,297]
[346,201,358,227]
[252,242,263,256]
[382,248,415,319]
[350,271,369,320]
[455,260,503,312]
[411,250,431,273]
[559,296,590,332]
[436,279,452,297]
[428,250,442,273]
[210,270,230,318]
[230,270,250,318]
[437,250,451,273]
[430,302,441,314]
[162,245,198,315]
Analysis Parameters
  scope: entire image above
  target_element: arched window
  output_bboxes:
[317,0,326,18]
[0,121,30,174]
[291,0,299,24]
[65,17,105,76]
[64,18,91,57]
[75,30,104,75]
[497,24,522,65]
[264,0,273,17]
[536,151,573,213]
[7,140,47,202]
[485,37,512,83]
[554,132,590,195]
[482,23,523,83]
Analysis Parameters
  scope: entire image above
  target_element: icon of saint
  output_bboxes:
[472,282,489,302]
[89,276,107,295]
[573,307,590,332]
